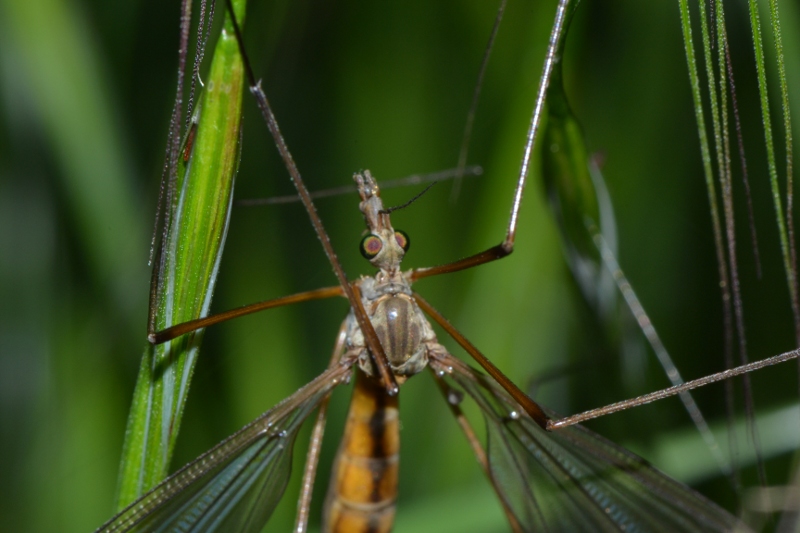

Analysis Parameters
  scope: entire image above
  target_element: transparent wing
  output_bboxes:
[444,358,746,533]
[96,363,353,533]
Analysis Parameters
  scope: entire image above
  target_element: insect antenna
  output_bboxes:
[379,181,437,215]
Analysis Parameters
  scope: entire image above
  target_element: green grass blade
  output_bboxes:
[115,0,247,508]
[543,4,728,480]
[677,1,731,343]
[748,0,800,328]
[542,36,608,315]
[536,2,607,298]
[696,0,729,214]
[766,0,798,340]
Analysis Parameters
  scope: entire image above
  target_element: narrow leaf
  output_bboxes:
[115,0,247,508]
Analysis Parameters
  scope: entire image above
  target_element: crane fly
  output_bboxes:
[97,160,751,532]
[94,0,800,531]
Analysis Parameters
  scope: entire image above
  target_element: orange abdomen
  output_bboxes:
[323,370,400,533]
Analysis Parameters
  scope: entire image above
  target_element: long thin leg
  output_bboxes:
[148,285,343,344]
[414,291,548,428]
[431,371,523,533]
[421,284,800,434]
[223,0,397,395]
[294,320,349,533]
[548,348,800,430]
[592,228,730,477]
[432,372,487,467]
[410,0,571,282]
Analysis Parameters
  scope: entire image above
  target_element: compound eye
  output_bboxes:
[394,230,410,252]
[360,234,383,259]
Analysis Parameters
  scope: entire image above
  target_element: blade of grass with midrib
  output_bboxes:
[115,0,246,509]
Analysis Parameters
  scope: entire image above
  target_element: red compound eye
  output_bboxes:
[360,234,383,259]
[394,230,410,252]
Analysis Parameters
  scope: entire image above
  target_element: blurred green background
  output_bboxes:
[0,0,799,531]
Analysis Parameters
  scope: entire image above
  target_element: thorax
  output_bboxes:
[346,269,435,380]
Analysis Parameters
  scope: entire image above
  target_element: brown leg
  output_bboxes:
[294,319,351,533]
[430,369,523,533]
[149,285,343,344]
[410,0,572,283]
[415,291,548,429]
[223,0,398,395]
